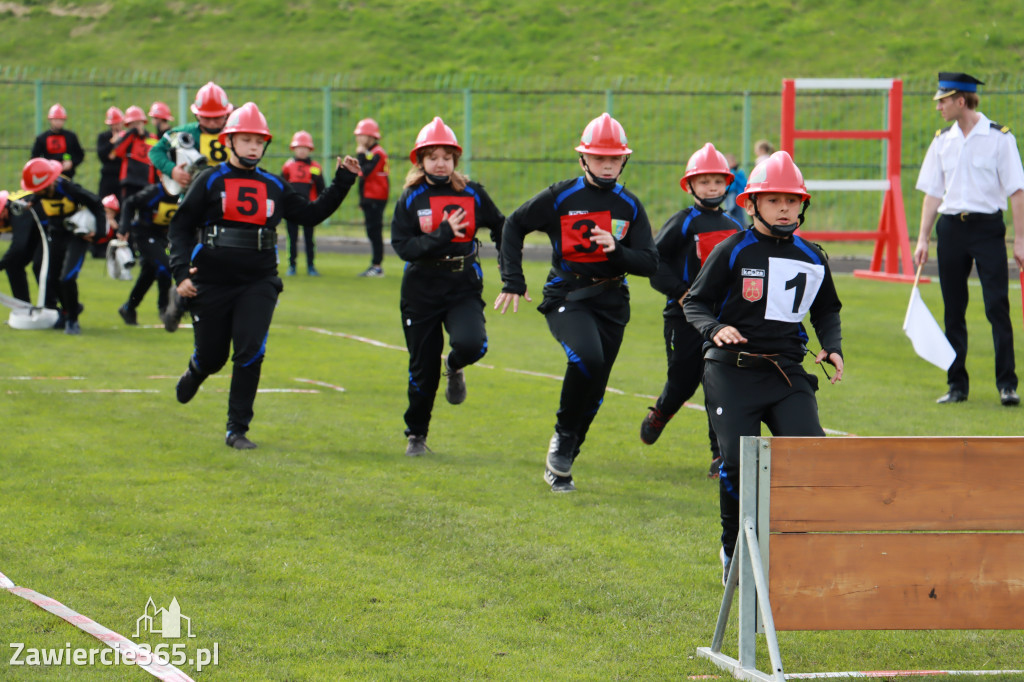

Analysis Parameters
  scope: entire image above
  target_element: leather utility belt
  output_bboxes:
[951,210,1002,223]
[203,225,276,251]
[416,244,477,272]
[704,347,792,387]
[564,273,625,302]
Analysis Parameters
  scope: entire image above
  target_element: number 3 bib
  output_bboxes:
[763,257,824,322]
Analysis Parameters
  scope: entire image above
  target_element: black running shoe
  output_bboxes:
[118,304,138,326]
[175,364,205,404]
[640,406,671,444]
[226,432,257,449]
[544,468,576,493]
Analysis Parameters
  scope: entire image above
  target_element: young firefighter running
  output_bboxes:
[682,151,843,584]
[168,103,361,449]
[391,117,505,456]
[495,113,658,493]
[117,182,179,325]
[641,143,741,478]
[20,158,104,334]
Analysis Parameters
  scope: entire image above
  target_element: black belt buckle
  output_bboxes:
[441,255,465,272]
[257,229,274,252]
[204,224,220,247]
[959,212,970,222]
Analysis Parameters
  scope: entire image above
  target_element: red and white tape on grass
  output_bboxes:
[0,569,195,682]
[303,326,852,436]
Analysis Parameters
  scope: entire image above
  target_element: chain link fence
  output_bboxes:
[2,67,1023,247]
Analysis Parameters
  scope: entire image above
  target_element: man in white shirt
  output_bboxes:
[915,72,1024,406]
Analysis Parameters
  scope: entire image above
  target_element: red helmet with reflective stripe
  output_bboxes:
[190,81,233,117]
[123,105,147,124]
[681,142,734,187]
[148,101,174,121]
[21,158,63,192]
[104,107,124,125]
[735,151,810,208]
[102,194,120,212]
[409,117,461,163]
[354,118,381,139]
[218,102,272,145]
[48,103,67,120]
[575,113,631,156]
[290,130,315,150]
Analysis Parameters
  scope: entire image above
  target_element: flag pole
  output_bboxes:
[912,261,924,290]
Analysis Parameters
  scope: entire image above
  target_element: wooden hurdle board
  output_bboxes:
[698,435,1024,682]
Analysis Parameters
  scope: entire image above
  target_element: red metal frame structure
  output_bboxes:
[781,78,922,283]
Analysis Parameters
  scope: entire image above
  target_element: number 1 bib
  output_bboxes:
[763,257,824,322]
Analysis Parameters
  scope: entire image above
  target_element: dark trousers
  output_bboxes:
[189,277,282,435]
[360,200,387,266]
[125,231,171,313]
[656,316,720,458]
[703,360,823,559]
[402,295,487,437]
[45,230,88,321]
[545,300,626,455]
[286,221,315,268]
[0,217,42,303]
[936,213,1017,393]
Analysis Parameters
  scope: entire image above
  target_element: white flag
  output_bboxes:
[903,286,956,370]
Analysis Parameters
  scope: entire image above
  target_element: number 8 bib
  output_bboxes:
[764,257,824,322]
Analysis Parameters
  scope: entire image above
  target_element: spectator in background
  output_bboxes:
[281,131,326,276]
[31,103,85,180]
[723,153,748,226]
[110,106,158,200]
[93,106,124,257]
[355,118,390,278]
[753,139,774,166]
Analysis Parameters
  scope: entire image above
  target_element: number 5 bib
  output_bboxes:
[764,257,824,322]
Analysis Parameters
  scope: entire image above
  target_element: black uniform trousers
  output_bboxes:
[401,267,488,437]
[126,228,171,313]
[703,359,823,559]
[45,229,88,322]
[190,277,282,435]
[543,289,627,454]
[656,316,721,458]
[360,199,387,266]
[285,221,316,269]
[936,213,1017,394]
[0,216,42,303]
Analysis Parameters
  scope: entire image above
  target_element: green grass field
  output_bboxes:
[1,251,1022,680]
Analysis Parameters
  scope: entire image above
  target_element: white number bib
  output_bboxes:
[764,257,824,322]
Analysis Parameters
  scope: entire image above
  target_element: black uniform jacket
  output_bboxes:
[650,205,741,319]
[500,176,658,309]
[683,228,842,363]
[168,162,355,286]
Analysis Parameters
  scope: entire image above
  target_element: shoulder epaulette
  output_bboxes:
[989,121,1011,134]
[935,125,953,137]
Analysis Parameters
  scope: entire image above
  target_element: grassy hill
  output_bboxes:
[2,0,1023,84]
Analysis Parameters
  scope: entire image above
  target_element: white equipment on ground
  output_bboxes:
[160,131,209,196]
[64,207,96,236]
[2,199,60,330]
[106,238,135,281]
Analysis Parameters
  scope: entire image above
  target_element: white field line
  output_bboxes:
[301,326,852,436]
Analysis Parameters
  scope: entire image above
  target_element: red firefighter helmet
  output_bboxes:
[21,158,64,192]
[354,118,381,139]
[575,113,631,156]
[290,130,315,150]
[735,151,811,208]
[123,105,148,124]
[148,101,174,121]
[104,107,124,125]
[409,117,461,164]
[190,81,233,118]
[48,103,68,120]
[102,194,120,212]
[681,142,734,188]
[218,102,272,145]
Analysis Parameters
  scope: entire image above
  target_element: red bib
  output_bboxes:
[427,195,476,243]
[221,179,270,226]
[695,230,733,265]
[46,135,67,155]
[559,211,624,263]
